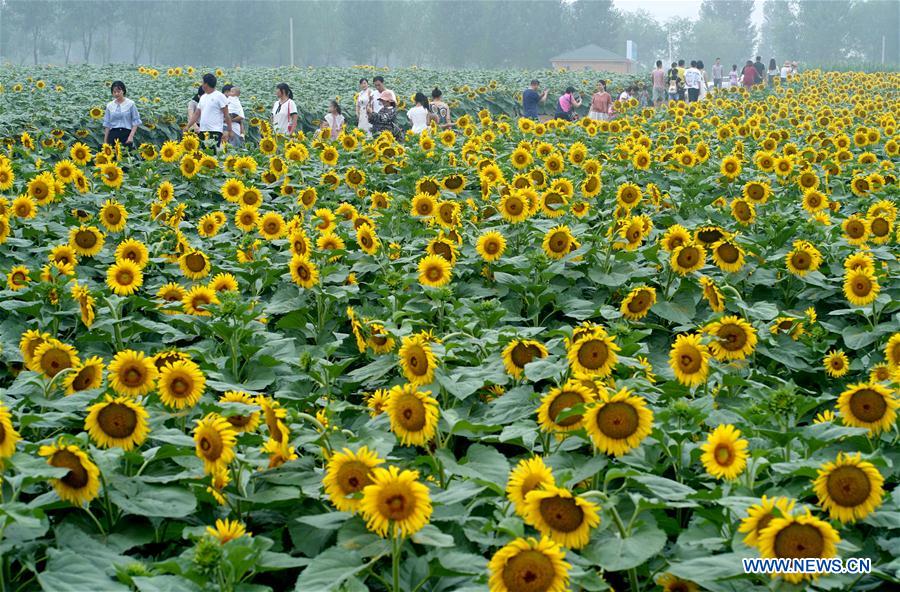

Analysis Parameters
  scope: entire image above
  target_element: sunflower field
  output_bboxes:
[0,66,899,592]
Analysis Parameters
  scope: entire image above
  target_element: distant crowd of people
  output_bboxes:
[99,58,801,149]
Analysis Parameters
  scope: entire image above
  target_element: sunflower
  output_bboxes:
[19,329,50,369]
[68,225,105,257]
[106,259,143,296]
[64,356,104,394]
[397,333,438,387]
[730,198,756,225]
[157,359,205,409]
[567,328,619,378]
[620,286,656,320]
[107,350,156,397]
[837,382,897,434]
[208,272,238,293]
[498,191,529,223]
[0,401,21,459]
[660,225,691,252]
[0,215,8,244]
[742,180,771,203]
[710,239,745,273]
[11,196,37,219]
[537,380,596,434]
[719,155,741,180]
[27,172,56,204]
[584,387,653,457]
[656,573,699,592]
[193,413,237,474]
[700,424,748,480]
[738,496,796,548]
[32,339,79,378]
[813,452,884,524]
[115,239,149,268]
[6,265,30,291]
[540,225,575,260]
[502,339,548,378]
[670,242,706,275]
[206,519,247,544]
[417,254,452,288]
[179,249,211,280]
[360,465,432,538]
[801,189,827,213]
[757,510,840,584]
[85,395,150,451]
[885,333,900,368]
[257,211,287,240]
[38,442,100,505]
[506,456,555,516]
[99,199,127,232]
[705,316,757,361]
[616,183,642,210]
[323,446,385,512]
[823,349,850,377]
[523,485,600,549]
[49,244,78,268]
[99,163,124,188]
[843,268,879,306]
[510,147,533,170]
[783,240,822,277]
[669,333,709,387]
[289,255,319,289]
[386,383,440,447]
[476,230,506,262]
[488,536,570,592]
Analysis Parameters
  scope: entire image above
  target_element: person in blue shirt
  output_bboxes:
[102,81,142,149]
[522,79,548,121]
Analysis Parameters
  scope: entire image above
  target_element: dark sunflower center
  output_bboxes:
[627,290,652,313]
[51,450,89,489]
[41,349,73,377]
[826,465,871,507]
[698,229,723,244]
[677,247,699,267]
[170,376,190,397]
[395,394,427,431]
[484,239,500,255]
[432,242,453,261]
[122,365,145,387]
[714,443,734,466]
[538,496,584,532]
[846,221,865,238]
[870,218,889,237]
[406,346,428,376]
[116,269,134,284]
[426,265,443,281]
[383,493,410,519]
[227,414,251,428]
[791,251,810,269]
[678,348,701,373]
[849,388,886,422]
[577,339,609,370]
[773,523,825,558]
[337,460,372,494]
[851,276,872,296]
[549,232,569,252]
[75,230,97,248]
[200,433,222,459]
[734,202,751,219]
[506,198,523,215]
[105,208,122,224]
[717,243,740,263]
[97,402,138,438]
[502,550,555,592]
[510,343,540,368]
[718,325,747,350]
[548,391,585,427]
[596,401,639,439]
[185,253,206,272]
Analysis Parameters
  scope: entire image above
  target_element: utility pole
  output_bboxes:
[289,17,295,67]
[882,35,886,64]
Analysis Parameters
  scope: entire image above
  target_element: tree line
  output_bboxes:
[0,0,896,69]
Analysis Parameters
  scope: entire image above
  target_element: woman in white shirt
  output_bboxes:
[186,86,202,133]
[355,78,376,135]
[272,83,298,135]
[321,100,345,141]
[407,92,436,135]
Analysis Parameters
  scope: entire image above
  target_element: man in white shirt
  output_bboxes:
[712,58,724,89]
[684,61,702,103]
[372,75,394,114]
[222,84,245,148]
[183,73,232,145]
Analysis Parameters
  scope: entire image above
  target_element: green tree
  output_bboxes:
[797,0,854,63]
[759,0,800,62]
[699,0,756,55]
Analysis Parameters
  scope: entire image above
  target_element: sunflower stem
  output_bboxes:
[83,506,107,537]
[391,530,402,592]
[105,297,124,351]
[99,469,116,531]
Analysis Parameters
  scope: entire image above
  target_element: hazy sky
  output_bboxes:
[614,0,765,24]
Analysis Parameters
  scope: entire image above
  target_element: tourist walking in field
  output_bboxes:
[588,81,611,120]
[103,80,141,149]
[676,59,686,101]
[697,60,708,100]
[183,73,232,145]
[407,92,436,135]
[368,89,403,141]
[712,58,724,89]
[355,78,376,135]
[742,60,758,90]
[651,60,666,107]
[186,86,202,133]
[684,61,702,102]
[667,62,682,102]
[767,58,779,87]
[729,64,739,87]
[271,82,298,135]
[554,86,582,121]
[753,55,765,84]
[429,88,453,128]
[522,79,548,121]
[320,100,345,140]
[221,84,245,148]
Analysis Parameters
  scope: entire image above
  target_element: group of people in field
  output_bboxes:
[100,57,800,149]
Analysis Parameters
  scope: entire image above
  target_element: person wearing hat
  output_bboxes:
[367,89,403,141]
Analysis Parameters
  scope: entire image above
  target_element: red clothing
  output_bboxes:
[590,91,611,114]
[742,65,757,87]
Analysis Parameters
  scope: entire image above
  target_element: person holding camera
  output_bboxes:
[554,86,582,121]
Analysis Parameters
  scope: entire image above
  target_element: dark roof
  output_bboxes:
[550,44,630,63]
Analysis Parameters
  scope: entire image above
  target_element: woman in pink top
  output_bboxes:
[741,60,757,90]
[554,86,582,121]
[588,81,612,121]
